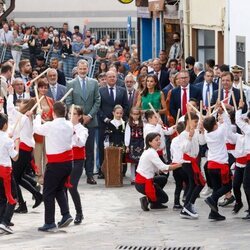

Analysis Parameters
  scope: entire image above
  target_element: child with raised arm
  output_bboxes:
[0,113,19,234]
[135,132,181,211]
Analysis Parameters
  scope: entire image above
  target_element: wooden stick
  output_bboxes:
[30,96,45,112]
[231,91,237,111]
[30,68,50,85]
[240,76,243,100]
[11,63,15,83]
[211,107,219,116]
[211,96,229,109]
[60,88,73,102]
[207,92,211,115]
[175,108,180,126]
[187,102,200,115]
[186,104,192,127]
[217,78,221,102]
[70,104,75,122]
[221,101,229,116]
[34,85,42,110]
[148,102,162,122]
[199,100,203,119]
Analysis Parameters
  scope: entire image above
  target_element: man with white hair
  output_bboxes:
[46,68,66,101]
[193,61,205,84]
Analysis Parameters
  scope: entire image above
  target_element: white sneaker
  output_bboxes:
[183,204,199,218]
[0,223,13,234]
[201,187,213,197]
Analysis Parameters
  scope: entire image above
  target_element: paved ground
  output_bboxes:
[1,173,250,250]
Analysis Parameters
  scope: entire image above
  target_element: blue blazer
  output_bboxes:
[47,83,66,101]
[170,84,202,119]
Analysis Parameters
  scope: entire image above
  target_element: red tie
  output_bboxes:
[182,87,187,115]
[224,90,229,104]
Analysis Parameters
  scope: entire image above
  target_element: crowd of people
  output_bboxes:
[1,19,250,234]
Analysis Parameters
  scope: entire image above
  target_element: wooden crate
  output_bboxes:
[102,146,123,187]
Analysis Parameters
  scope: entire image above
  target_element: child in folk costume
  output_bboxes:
[135,132,181,211]
[203,107,232,221]
[125,107,144,184]
[170,121,189,210]
[179,112,206,219]
[144,110,176,163]
[34,102,74,232]
[68,105,88,225]
[235,99,250,219]
[7,86,43,214]
[0,114,19,234]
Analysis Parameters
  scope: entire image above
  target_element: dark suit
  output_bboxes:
[193,71,205,84]
[188,68,196,84]
[210,87,248,113]
[149,70,169,90]
[47,83,66,101]
[170,84,202,119]
[162,83,174,99]
[98,85,129,166]
[126,88,139,112]
[57,69,66,86]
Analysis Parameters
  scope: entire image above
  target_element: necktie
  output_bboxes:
[18,94,23,99]
[82,79,86,99]
[173,44,178,58]
[128,91,132,105]
[110,87,114,102]
[182,87,187,115]
[205,84,210,107]
[224,90,229,104]
[51,86,56,99]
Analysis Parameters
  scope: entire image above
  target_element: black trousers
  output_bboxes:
[85,127,96,178]
[208,168,232,204]
[98,124,106,168]
[233,167,245,204]
[243,162,250,210]
[69,159,84,215]
[43,161,72,224]
[203,162,213,189]
[182,163,204,206]
[135,175,168,204]
[12,149,39,204]
[0,176,17,225]
[173,168,189,205]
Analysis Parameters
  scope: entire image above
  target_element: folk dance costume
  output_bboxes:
[179,129,206,219]
[204,113,232,220]
[7,94,42,213]
[124,121,144,183]
[0,131,18,234]
[135,148,170,211]
[34,114,74,231]
[170,135,188,210]
[235,109,250,219]
[70,123,88,224]
[231,133,247,214]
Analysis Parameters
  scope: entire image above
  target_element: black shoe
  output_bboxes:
[97,173,105,179]
[38,223,57,232]
[150,203,168,209]
[208,211,226,221]
[74,214,83,225]
[0,223,13,234]
[14,202,28,214]
[87,177,97,185]
[183,203,199,218]
[173,204,183,210]
[180,209,192,219]
[58,214,73,228]
[139,196,149,211]
[219,196,235,207]
[33,193,43,209]
[7,221,14,227]
[232,202,243,214]
[205,196,218,212]
[242,213,250,220]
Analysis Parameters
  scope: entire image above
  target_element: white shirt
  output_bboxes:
[205,112,230,164]
[7,94,35,147]
[170,135,183,164]
[15,92,30,100]
[179,129,206,159]
[107,84,116,100]
[0,30,13,44]
[154,71,161,81]
[49,83,58,97]
[33,115,73,154]
[72,123,88,148]
[233,81,250,107]
[0,75,8,98]
[223,88,232,103]
[0,131,18,167]
[231,133,247,168]
[144,123,175,152]
[136,148,169,179]
[236,109,250,154]
[110,118,125,129]
[202,81,213,104]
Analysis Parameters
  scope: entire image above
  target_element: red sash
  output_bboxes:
[226,143,236,151]
[19,142,33,152]
[236,156,247,165]
[157,149,163,156]
[183,153,206,186]
[0,166,16,205]
[135,173,157,202]
[207,161,230,184]
[46,149,73,163]
[73,146,86,160]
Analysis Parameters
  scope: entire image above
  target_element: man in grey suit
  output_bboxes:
[66,59,101,184]
[46,68,67,101]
